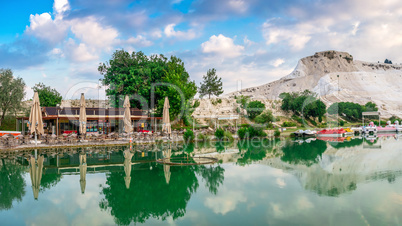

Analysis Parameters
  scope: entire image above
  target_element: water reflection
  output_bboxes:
[0,136,401,225]
[0,159,27,210]
[29,155,44,200]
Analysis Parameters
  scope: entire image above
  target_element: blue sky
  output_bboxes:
[1,0,402,100]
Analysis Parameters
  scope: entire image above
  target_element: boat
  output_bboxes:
[377,121,397,133]
[391,120,402,132]
[344,128,354,135]
[317,128,346,137]
[317,136,346,142]
[363,122,377,134]
[293,129,317,137]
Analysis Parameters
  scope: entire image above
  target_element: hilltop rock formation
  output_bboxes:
[226,50,402,118]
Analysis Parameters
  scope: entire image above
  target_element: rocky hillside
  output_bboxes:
[224,50,402,118]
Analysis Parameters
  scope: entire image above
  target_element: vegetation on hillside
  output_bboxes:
[327,101,378,121]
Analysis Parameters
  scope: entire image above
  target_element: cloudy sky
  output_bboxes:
[1,0,402,99]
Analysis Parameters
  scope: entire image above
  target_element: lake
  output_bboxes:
[1,136,402,225]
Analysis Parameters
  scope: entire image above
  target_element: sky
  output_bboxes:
[1,0,402,100]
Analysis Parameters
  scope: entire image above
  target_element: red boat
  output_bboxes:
[0,131,21,137]
[317,128,346,137]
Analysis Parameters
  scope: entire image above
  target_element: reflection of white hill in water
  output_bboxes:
[259,139,402,196]
[194,148,243,163]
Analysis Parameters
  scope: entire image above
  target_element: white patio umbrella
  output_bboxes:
[162,97,171,136]
[29,92,44,145]
[29,155,44,200]
[79,153,87,194]
[123,150,134,189]
[79,93,87,136]
[123,95,133,134]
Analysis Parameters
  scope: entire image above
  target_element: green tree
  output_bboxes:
[198,68,223,99]
[246,100,265,119]
[99,50,197,122]
[0,69,25,126]
[32,83,62,107]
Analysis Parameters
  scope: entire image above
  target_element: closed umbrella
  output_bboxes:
[29,92,44,145]
[123,150,134,189]
[79,153,87,194]
[123,95,133,134]
[29,155,44,200]
[162,97,171,136]
[79,93,87,136]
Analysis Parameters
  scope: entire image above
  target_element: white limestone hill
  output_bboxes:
[225,50,402,118]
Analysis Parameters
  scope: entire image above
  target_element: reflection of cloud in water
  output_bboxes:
[204,189,247,215]
[276,178,286,188]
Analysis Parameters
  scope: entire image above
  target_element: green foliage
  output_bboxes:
[237,126,267,139]
[237,127,247,139]
[0,69,25,127]
[193,99,200,108]
[339,120,345,126]
[236,95,249,109]
[274,129,280,137]
[255,110,274,124]
[199,68,223,99]
[32,83,62,107]
[0,159,27,210]
[389,115,401,122]
[328,101,378,121]
[99,50,197,121]
[0,115,16,131]
[246,100,265,119]
[223,131,234,141]
[239,124,250,128]
[279,90,326,120]
[215,128,225,140]
[281,139,327,166]
[291,115,303,124]
[282,121,297,127]
[211,98,222,106]
[183,130,195,142]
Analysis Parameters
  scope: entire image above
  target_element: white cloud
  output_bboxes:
[201,34,244,57]
[65,39,98,62]
[53,0,70,19]
[125,35,153,47]
[228,0,248,13]
[164,23,197,40]
[70,17,119,50]
[25,12,68,44]
[270,58,285,67]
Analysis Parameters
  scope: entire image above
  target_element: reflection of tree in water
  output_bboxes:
[281,139,327,166]
[99,163,199,225]
[329,138,363,149]
[197,165,225,195]
[40,171,62,191]
[0,159,27,210]
[236,140,275,166]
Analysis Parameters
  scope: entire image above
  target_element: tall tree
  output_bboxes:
[32,83,62,107]
[199,68,223,99]
[99,50,197,122]
[0,69,25,126]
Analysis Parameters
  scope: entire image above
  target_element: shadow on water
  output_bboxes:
[281,139,327,166]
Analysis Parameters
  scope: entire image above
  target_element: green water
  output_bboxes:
[1,136,402,225]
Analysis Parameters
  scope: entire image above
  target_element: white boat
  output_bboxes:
[363,122,377,134]
[294,129,317,137]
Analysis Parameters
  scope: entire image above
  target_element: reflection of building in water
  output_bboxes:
[79,153,87,194]
[261,139,402,196]
[29,155,44,200]
[123,150,134,189]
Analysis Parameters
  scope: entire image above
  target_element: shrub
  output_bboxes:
[223,131,234,141]
[237,127,248,139]
[215,128,225,140]
[255,110,274,124]
[197,133,207,141]
[274,129,281,137]
[339,120,345,126]
[183,130,195,142]
[193,99,200,108]
[246,101,265,119]
[282,121,297,127]
[240,124,250,128]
